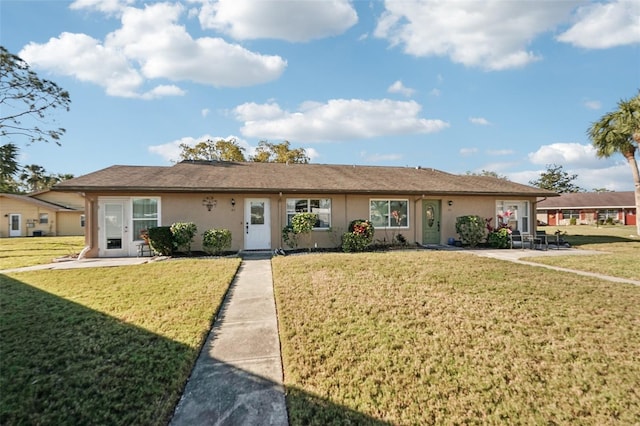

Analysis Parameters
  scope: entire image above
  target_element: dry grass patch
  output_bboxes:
[1,258,240,425]
[273,251,640,425]
[0,236,85,270]
[526,226,640,280]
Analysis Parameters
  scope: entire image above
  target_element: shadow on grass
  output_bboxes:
[0,274,196,425]
[1,273,390,426]
[563,235,637,247]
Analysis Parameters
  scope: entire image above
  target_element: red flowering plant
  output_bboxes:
[485,217,512,249]
[342,219,375,252]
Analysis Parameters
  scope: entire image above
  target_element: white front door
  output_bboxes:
[9,214,21,237]
[98,199,130,257]
[244,198,271,250]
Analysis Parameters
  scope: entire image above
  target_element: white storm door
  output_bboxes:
[99,199,130,257]
[244,198,271,250]
[9,214,21,237]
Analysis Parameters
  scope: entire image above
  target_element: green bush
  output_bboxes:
[202,228,232,255]
[569,217,577,225]
[291,213,318,251]
[147,226,174,256]
[487,228,510,249]
[342,219,375,252]
[170,222,197,253]
[455,215,485,248]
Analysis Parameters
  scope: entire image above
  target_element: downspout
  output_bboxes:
[278,192,282,248]
[532,197,547,232]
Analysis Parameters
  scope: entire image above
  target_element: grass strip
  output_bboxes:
[0,258,240,425]
[273,251,640,425]
[0,236,85,270]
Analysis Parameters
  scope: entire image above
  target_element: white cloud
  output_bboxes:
[234,99,449,142]
[429,88,441,97]
[360,151,403,162]
[70,0,133,14]
[388,80,415,97]
[374,0,577,70]
[305,147,320,161]
[584,100,602,110]
[197,0,358,41]
[486,149,514,156]
[528,142,611,168]
[469,117,491,126]
[571,164,636,191]
[201,108,210,117]
[19,2,287,98]
[460,148,478,156]
[510,163,634,192]
[557,0,640,49]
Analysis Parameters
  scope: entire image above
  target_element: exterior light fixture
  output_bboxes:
[202,196,217,211]
[448,200,453,206]
[231,198,236,208]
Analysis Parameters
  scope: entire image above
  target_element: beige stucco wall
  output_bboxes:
[80,192,539,257]
[34,191,85,210]
[56,211,85,236]
[0,196,58,237]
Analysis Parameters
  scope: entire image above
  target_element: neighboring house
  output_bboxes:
[53,161,556,258]
[0,190,85,237]
[537,191,636,226]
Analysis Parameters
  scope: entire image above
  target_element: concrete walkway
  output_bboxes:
[464,247,640,286]
[170,256,288,426]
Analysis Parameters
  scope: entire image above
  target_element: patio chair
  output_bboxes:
[534,230,548,250]
[509,230,523,249]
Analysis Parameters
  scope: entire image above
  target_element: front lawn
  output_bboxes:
[529,226,640,280]
[273,251,640,425]
[0,258,240,425]
[0,236,85,270]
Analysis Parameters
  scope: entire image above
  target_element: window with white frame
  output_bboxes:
[562,210,580,219]
[132,198,159,240]
[286,198,331,229]
[369,199,409,228]
[39,213,49,224]
[496,201,530,233]
[597,210,618,221]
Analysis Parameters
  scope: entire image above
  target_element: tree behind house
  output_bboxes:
[529,164,583,193]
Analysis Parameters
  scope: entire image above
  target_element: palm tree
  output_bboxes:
[19,164,47,192]
[588,92,640,235]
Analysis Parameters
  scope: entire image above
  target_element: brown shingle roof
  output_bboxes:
[0,193,78,211]
[54,161,556,197]
[537,191,635,209]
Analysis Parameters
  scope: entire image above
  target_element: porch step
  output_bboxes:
[239,250,274,260]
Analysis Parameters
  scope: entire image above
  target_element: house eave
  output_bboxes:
[53,185,555,198]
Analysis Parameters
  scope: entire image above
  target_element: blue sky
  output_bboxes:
[2,0,639,191]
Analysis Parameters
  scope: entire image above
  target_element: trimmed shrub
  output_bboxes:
[147,226,173,256]
[291,213,318,251]
[487,228,511,249]
[569,217,577,225]
[170,222,197,253]
[342,219,375,252]
[455,215,485,248]
[202,228,232,255]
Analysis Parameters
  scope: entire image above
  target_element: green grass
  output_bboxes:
[527,226,640,280]
[0,236,85,270]
[273,251,640,425]
[0,258,240,425]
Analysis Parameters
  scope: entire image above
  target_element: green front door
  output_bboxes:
[422,200,441,244]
